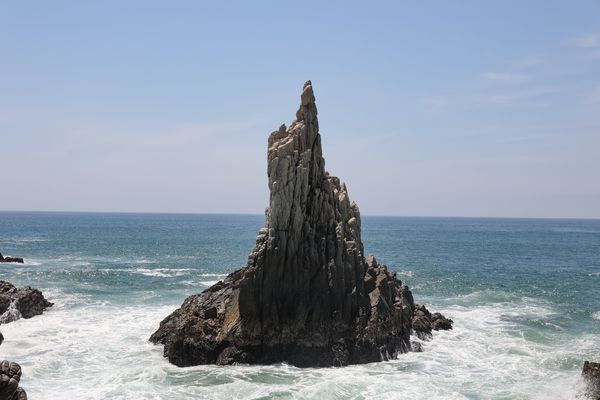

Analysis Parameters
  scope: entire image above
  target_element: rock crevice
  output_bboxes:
[150,81,452,367]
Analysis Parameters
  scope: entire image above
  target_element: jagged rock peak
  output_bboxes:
[150,81,452,367]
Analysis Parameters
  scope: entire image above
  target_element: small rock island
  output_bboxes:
[150,81,452,367]
[0,281,53,324]
[0,254,24,264]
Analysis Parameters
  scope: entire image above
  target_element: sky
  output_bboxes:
[1,1,599,218]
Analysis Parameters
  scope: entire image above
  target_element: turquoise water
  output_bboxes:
[0,212,599,399]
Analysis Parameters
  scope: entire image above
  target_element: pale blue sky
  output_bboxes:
[1,1,599,218]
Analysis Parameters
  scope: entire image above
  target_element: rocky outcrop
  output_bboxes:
[0,333,28,400]
[150,81,452,367]
[0,254,23,264]
[412,304,454,340]
[0,281,53,324]
[0,280,49,398]
[583,361,600,399]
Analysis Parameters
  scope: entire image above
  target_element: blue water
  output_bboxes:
[0,212,599,399]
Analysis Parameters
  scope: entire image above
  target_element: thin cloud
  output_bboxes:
[513,56,543,68]
[424,88,558,107]
[422,95,452,106]
[570,32,600,48]
[476,88,558,105]
[481,72,530,84]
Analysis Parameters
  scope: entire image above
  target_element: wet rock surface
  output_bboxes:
[151,81,452,367]
[0,281,53,324]
[583,361,600,399]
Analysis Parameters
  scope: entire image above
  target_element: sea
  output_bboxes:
[0,211,598,399]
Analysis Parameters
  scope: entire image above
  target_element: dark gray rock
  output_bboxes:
[583,361,600,399]
[0,338,28,400]
[0,254,23,264]
[412,304,433,340]
[431,312,453,331]
[150,81,452,367]
[0,281,53,324]
[412,305,453,340]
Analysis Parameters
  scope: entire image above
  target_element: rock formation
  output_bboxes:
[412,304,453,340]
[150,81,452,367]
[0,281,53,324]
[583,361,600,399]
[0,333,28,400]
[0,254,23,264]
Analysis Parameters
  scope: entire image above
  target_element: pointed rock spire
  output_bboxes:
[150,81,452,367]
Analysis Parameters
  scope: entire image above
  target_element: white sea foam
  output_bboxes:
[593,311,600,320]
[22,260,42,266]
[0,300,21,323]
[1,289,596,399]
[96,268,206,278]
[551,227,600,234]
[0,237,49,245]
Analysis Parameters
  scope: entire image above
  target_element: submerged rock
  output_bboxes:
[0,254,23,264]
[583,361,600,399]
[150,81,452,367]
[0,281,53,324]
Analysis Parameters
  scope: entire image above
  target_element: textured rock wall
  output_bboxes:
[583,361,600,400]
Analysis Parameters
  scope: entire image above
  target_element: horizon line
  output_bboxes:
[0,209,598,221]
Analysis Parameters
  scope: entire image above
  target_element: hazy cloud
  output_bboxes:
[476,88,557,105]
[481,72,530,84]
[570,32,600,48]
[424,87,557,107]
[590,49,600,59]
[513,56,543,68]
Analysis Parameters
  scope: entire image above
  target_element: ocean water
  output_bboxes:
[0,212,599,399]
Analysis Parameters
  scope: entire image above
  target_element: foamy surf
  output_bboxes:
[0,289,595,400]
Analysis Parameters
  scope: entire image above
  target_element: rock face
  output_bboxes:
[0,333,28,400]
[0,254,24,264]
[0,281,53,324]
[150,81,452,367]
[583,361,600,399]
